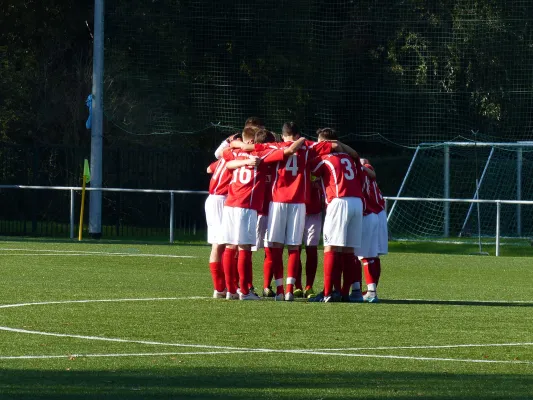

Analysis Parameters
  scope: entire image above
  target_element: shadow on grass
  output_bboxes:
[0,367,532,399]
[380,299,533,307]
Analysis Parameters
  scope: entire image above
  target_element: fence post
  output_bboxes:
[443,145,450,237]
[70,189,75,239]
[516,147,522,236]
[169,192,175,243]
[495,201,501,257]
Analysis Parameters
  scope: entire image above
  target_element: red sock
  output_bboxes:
[332,252,342,292]
[341,253,355,296]
[263,248,274,289]
[247,254,254,290]
[232,251,239,290]
[209,262,225,292]
[222,249,237,294]
[238,250,252,295]
[364,257,381,286]
[323,251,335,297]
[305,246,318,289]
[286,249,300,294]
[271,247,284,295]
[295,248,303,290]
[354,256,362,290]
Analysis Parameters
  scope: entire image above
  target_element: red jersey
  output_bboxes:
[362,163,385,214]
[208,158,232,195]
[222,148,285,211]
[306,178,323,215]
[259,164,274,216]
[254,140,332,204]
[310,152,364,205]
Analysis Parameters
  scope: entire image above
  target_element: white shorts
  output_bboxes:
[355,213,379,258]
[266,202,306,246]
[221,206,257,246]
[323,197,363,248]
[252,214,268,251]
[304,213,322,247]
[377,210,388,255]
[205,195,226,244]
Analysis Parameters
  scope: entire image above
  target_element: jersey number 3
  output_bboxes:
[340,158,355,180]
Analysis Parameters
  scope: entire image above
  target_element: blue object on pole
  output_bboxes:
[85,95,92,129]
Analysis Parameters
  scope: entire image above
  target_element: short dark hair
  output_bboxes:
[244,116,265,128]
[254,129,276,144]
[282,122,300,137]
[317,127,337,141]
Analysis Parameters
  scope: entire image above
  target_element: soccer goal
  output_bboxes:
[387,142,533,239]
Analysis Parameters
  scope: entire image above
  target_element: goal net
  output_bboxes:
[387,142,533,239]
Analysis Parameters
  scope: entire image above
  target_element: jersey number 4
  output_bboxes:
[285,154,298,176]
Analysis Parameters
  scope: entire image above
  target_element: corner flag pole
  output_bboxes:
[78,159,91,241]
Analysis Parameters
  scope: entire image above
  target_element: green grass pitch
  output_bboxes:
[0,238,532,399]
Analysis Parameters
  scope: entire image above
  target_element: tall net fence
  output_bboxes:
[387,143,533,238]
[104,0,533,145]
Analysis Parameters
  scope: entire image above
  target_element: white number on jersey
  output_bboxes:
[233,166,252,184]
[340,158,355,180]
[285,154,298,177]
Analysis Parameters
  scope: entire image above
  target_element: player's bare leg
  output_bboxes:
[209,243,226,298]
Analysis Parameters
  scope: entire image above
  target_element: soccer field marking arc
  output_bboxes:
[0,248,195,258]
[0,297,532,365]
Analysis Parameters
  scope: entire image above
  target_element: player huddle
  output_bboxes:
[205,117,387,302]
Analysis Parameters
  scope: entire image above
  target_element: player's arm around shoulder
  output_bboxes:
[283,137,306,155]
[226,156,260,170]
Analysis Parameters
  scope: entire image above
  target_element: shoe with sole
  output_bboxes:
[239,292,261,300]
[285,292,294,302]
[262,287,275,298]
[213,289,227,299]
[304,287,316,298]
[226,292,239,300]
[293,288,304,298]
[331,290,342,303]
[363,291,379,303]
[308,291,324,302]
[274,293,284,301]
[349,290,364,303]
[322,295,333,303]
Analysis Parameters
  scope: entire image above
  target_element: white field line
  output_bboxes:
[0,297,210,309]
[0,297,532,365]
[0,248,194,258]
[0,351,260,360]
[311,343,533,351]
[0,325,532,365]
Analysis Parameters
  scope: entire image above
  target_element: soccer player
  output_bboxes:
[221,128,305,300]
[294,176,323,299]
[309,128,365,302]
[353,158,382,303]
[205,155,262,298]
[214,117,265,159]
[205,157,233,298]
[359,158,387,303]
[250,129,277,298]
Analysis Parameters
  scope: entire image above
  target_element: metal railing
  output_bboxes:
[0,185,208,242]
[1,185,532,255]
